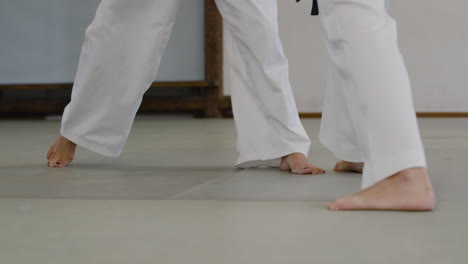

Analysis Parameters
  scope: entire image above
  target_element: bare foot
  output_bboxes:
[334,160,364,173]
[47,134,77,168]
[328,167,436,211]
[280,153,326,174]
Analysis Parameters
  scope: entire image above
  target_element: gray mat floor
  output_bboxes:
[0,118,467,263]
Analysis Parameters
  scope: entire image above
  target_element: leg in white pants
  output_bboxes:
[317,0,427,189]
[61,0,311,165]
[61,0,181,157]
[215,0,311,167]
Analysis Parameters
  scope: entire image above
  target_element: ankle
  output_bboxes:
[283,153,303,161]
[395,168,435,197]
[395,167,427,182]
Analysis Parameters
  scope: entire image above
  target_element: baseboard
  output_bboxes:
[299,112,468,118]
[416,112,468,118]
[299,113,322,118]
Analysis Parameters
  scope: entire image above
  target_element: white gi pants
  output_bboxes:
[60,0,311,167]
[317,0,427,189]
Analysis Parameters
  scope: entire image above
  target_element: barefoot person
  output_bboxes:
[308,0,436,210]
[47,0,325,174]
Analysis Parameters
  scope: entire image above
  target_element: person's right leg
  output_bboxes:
[318,0,435,210]
[214,0,325,174]
[47,0,180,167]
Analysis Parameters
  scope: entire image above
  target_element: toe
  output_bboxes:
[50,161,61,168]
[47,148,54,160]
[291,165,326,175]
[327,202,338,210]
[291,167,312,175]
[288,162,308,174]
[48,159,67,168]
[47,158,56,167]
[328,197,353,211]
[309,165,326,174]
[53,163,65,168]
[329,200,344,210]
[316,168,326,174]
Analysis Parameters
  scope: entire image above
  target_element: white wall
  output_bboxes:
[0,0,205,84]
[227,0,468,113]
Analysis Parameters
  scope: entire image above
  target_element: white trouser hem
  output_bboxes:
[236,144,310,168]
[319,136,364,163]
[361,148,427,189]
[60,128,122,158]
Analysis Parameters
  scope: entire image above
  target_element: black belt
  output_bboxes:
[296,0,319,16]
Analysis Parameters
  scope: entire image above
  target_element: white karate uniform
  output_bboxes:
[60,0,311,167]
[317,0,427,189]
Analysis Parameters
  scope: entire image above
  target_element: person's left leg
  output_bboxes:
[320,63,364,174]
[214,0,325,174]
[47,0,181,167]
[318,0,435,210]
